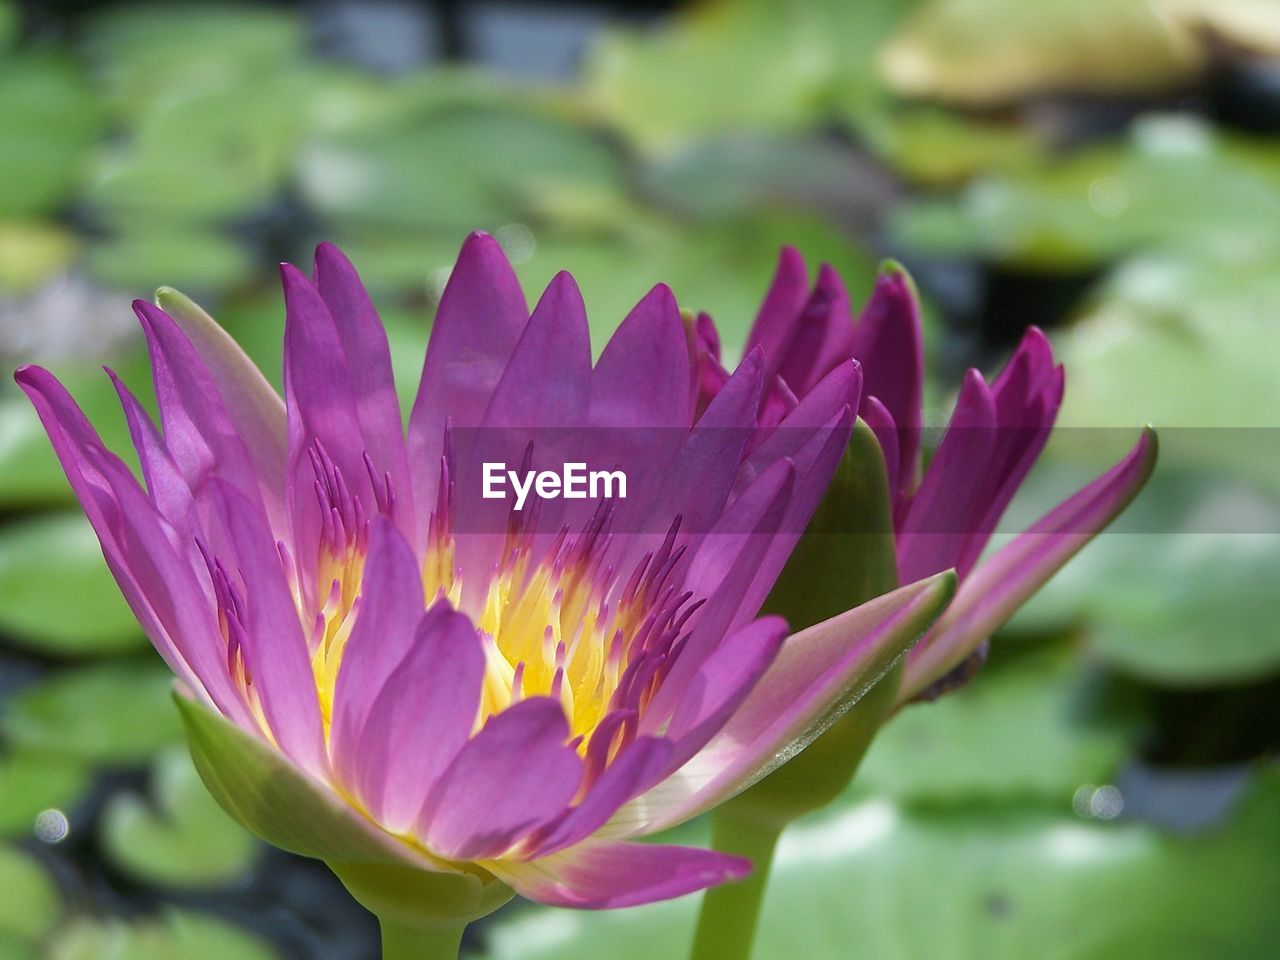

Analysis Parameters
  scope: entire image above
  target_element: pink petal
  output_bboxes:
[746,246,810,376]
[419,697,583,861]
[490,840,751,909]
[351,604,485,832]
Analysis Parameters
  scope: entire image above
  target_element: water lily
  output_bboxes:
[696,248,1157,702]
[16,234,954,956]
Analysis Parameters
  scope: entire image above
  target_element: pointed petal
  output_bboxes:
[606,572,956,838]
[746,246,810,376]
[408,232,528,517]
[902,428,1157,701]
[352,605,485,832]
[488,840,750,909]
[590,283,691,429]
[154,287,286,511]
[420,697,583,861]
[773,263,855,399]
[849,264,924,498]
[312,243,414,528]
[896,369,997,583]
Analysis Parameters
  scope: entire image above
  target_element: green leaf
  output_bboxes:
[0,54,102,217]
[0,752,90,838]
[1,661,183,763]
[100,749,257,888]
[859,644,1142,802]
[48,909,278,960]
[1009,470,1280,686]
[891,118,1280,270]
[482,769,1280,960]
[299,105,624,232]
[0,512,143,655]
[0,844,60,945]
[86,227,255,293]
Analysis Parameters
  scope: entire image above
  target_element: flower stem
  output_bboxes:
[379,918,466,960]
[688,812,782,960]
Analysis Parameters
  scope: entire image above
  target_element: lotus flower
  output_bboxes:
[16,234,955,917]
[694,248,1156,704]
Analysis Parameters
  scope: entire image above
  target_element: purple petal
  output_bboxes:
[902,428,1157,701]
[351,604,485,832]
[312,243,415,530]
[849,265,924,499]
[328,519,430,787]
[15,366,250,726]
[211,479,326,775]
[896,369,997,584]
[153,288,286,520]
[419,697,583,860]
[745,246,810,376]
[773,263,855,399]
[490,841,751,909]
[407,232,527,522]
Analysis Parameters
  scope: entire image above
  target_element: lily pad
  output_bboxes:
[0,845,59,952]
[0,512,143,656]
[0,54,102,217]
[86,227,256,294]
[1,660,183,763]
[49,909,277,960]
[891,117,1280,270]
[859,644,1141,803]
[0,752,90,838]
[0,222,82,294]
[101,749,257,888]
[482,768,1280,960]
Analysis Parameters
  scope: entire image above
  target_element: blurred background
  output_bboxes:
[0,0,1277,957]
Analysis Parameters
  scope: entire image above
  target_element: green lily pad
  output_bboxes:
[858,107,1047,186]
[86,227,256,294]
[101,749,257,888]
[859,644,1141,803]
[0,53,102,217]
[0,844,60,945]
[891,117,1280,270]
[1,661,183,764]
[585,0,913,152]
[82,2,306,121]
[482,768,1280,960]
[1009,470,1280,687]
[0,752,90,838]
[299,104,624,232]
[0,512,143,656]
[48,909,277,960]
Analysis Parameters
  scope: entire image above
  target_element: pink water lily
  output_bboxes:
[694,248,1156,703]
[17,234,954,911]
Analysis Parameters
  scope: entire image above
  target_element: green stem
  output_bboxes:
[380,918,466,960]
[689,813,783,960]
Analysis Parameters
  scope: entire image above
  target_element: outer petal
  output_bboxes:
[408,232,528,521]
[488,841,750,910]
[419,697,583,861]
[605,571,956,838]
[352,605,485,832]
[901,428,1157,702]
[211,480,326,775]
[154,287,286,518]
[15,366,247,725]
[773,263,855,399]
